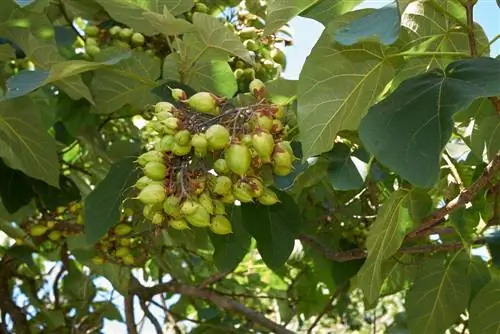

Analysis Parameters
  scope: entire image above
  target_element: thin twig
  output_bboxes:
[443,153,464,190]
[198,271,230,288]
[139,299,163,334]
[307,282,347,333]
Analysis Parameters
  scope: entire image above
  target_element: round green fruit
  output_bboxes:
[180,199,200,216]
[234,68,244,79]
[270,48,286,69]
[84,25,99,37]
[205,124,230,150]
[213,158,229,174]
[213,200,226,215]
[122,254,135,265]
[257,188,280,205]
[210,215,232,235]
[232,181,254,203]
[239,27,257,40]
[172,142,191,156]
[163,195,182,219]
[137,183,166,204]
[195,2,209,12]
[198,192,214,215]
[112,39,131,49]
[249,79,265,96]
[185,206,211,227]
[114,223,133,236]
[131,32,145,46]
[151,212,164,225]
[143,161,167,180]
[211,175,232,195]
[155,101,175,114]
[169,219,190,230]
[92,256,105,265]
[30,225,48,237]
[158,135,174,152]
[185,92,220,115]
[244,39,259,51]
[225,143,251,176]
[174,130,191,146]
[171,88,187,101]
[252,131,274,162]
[48,230,62,241]
[119,28,134,41]
[135,176,152,189]
[109,25,121,36]
[86,45,101,57]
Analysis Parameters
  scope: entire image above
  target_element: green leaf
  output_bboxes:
[326,143,368,191]
[467,256,491,303]
[406,252,470,334]
[297,13,394,158]
[210,206,251,272]
[359,57,500,188]
[357,189,413,304]
[407,189,432,224]
[0,159,35,213]
[0,98,60,187]
[265,78,297,105]
[449,207,480,243]
[62,260,96,302]
[96,301,123,321]
[163,53,237,97]
[263,0,316,35]
[380,254,417,297]
[470,115,500,163]
[0,44,14,61]
[332,2,401,46]
[84,157,139,244]
[90,50,160,114]
[89,262,130,295]
[469,278,500,334]
[240,191,302,269]
[143,8,196,36]
[301,0,363,25]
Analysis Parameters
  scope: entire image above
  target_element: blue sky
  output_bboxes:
[283,0,500,79]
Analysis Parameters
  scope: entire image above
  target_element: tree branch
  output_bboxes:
[139,299,163,334]
[307,282,347,333]
[135,281,294,334]
[124,293,138,334]
[407,153,500,238]
[464,0,477,56]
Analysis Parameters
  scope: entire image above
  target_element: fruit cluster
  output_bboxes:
[134,80,295,234]
[3,58,35,75]
[82,24,167,59]
[340,222,369,246]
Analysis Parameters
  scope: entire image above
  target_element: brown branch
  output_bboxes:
[307,282,348,333]
[135,281,295,334]
[139,299,163,334]
[198,271,230,288]
[407,153,500,238]
[464,0,477,56]
[124,293,138,334]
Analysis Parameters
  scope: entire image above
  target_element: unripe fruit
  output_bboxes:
[137,151,163,166]
[112,39,131,49]
[163,195,182,219]
[135,176,152,190]
[243,68,255,80]
[131,32,145,46]
[234,68,244,79]
[46,221,56,229]
[120,238,131,246]
[86,45,101,57]
[164,117,181,131]
[114,224,133,236]
[48,230,62,241]
[205,124,230,150]
[273,143,293,168]
[143,161,166,180]
[271,48,286,68]
[249,79,265,96]
[252,131,274,162]
[92,256,105,265]
[157,111,173,121]
[169,219,190,230]
[185,206,211,227]
[255,114,273,131]
[158,135,174,152]
[198,192,214,215]
[122,254,135,265]
[273,105,285,119]
[271,119,284,134]
[195,2,209,12]
[84,25,99,37]
[211,176,232,195]
[119,28,134,41]
[155,101,175,114]
[232,181,254,203]
[191,134,208,150]
[210,215,233,235]
[172,143,191,156]
[262,59,275,69]
[152,212,164,225]
[213,200,226,215]
[242,134,252,146]
[30,225,48,237]
[181,200,200,216]
[109,25,121,36]
[137,183,165,204]
[221,192,236,204]
[226,144,251,176]
[257,188,280,205]
[175,130,191,146]
[214,159,229,174]
[77,215,84,225]
[247,177,264,197]
[273,164,292,176]
[244,39,259,51]
[185,92,220,115]
[115,247,130,258]
[171,88,187,101]
[239,27,257,39]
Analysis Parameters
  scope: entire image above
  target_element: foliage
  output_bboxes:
[0,0,499,333]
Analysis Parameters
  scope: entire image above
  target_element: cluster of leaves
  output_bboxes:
[0,0,499,333]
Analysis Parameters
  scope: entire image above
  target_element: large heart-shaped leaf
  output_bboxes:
[359,57,500,188]
[469,278,500,334]
[263,0,316,35]
[470,115,500,163]
[301,0,363,25]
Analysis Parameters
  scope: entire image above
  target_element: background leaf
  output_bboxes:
[468,278,500,334]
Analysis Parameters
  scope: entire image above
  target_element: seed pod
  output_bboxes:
[211,175,232,195]
[257,188,280,205]
[115,247,130,258]
[174,129,191,146]
[169,219,190,230]
[255,114,273,131]
[210,215,233,235]
[135,176,152,190]
[114,224,133,236]
[249,78,265,96]
[137,150,163,166]
[120,238,131,246]
[171,88,187,101]
[163,195,182,219]
[131,32,145,46]
[272,142,293,168]
[157,111,173,121]
[46,221,56,229]
[194,2,209,12]
[143,161,167,180]
[213,200,226,215]
[164,117,181,131]
[30,224,48,237]
[172,142,191,156]
[119,28,134,41]
[198,192,214,215]
[220,192,236,204]
[122,254,135,265]
[271,48,286,68]
[84,25,99,37]
[137,183,166,204]
[247,177,264,197]
[185,206,211,227]
[244,39,259,51]
[48,230,62,241]
[151,212,164,225]
[273,164,292,176]
[109,25,121,36]
[191,134,208,150]
[273,104,285,119]
[232,181,254,203]
[239,27,257,39]
[205,124,230,150]
[252,130,274,163]
[271,119,284,134]
[158,135,174,152]
[213,159,229,175]
[180,199,200,216]
[234,68,244,79]
[92,256,105,265]
[225,143,251,176]
[86,45,101,57]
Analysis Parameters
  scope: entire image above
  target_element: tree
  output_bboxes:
[0,0,499,333]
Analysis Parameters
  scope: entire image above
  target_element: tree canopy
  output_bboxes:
[0,0,499,333]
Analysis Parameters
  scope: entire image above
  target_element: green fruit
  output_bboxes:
[131,32,145,46]
[270,48,286,68]
[164,117,181,132]
[151,212,164,225]
[119,28,134,41]
[84,25,99,37]
[169,219,190,230]
[144,161,166,180]
[122,254,135,265]
[115,247,130,258]
[273,104,285,119]
[232,181,254,203]
[273,164,292,176]
[210,215,232,235]
[249,79,265,96]
[120,238,131,247]
[205,124,230,150]
[235,60,245,69]
[234,68,244,79]
[172,142,191,156]
[225,144,251,176]
[221,192,236,204]
[143,203,159,219]
[171,88,187,101]
[244,39,259,51]
[242,134,253,146]
[174,130,191,146]
[273,142,294,168]
[86,45,101,57]
[191,134,208,157]
[155,101,175,114]
[252,131,274,162]
[243,68,255,80]
[185,92,220,115]
[255,114,273,131]
[163,195,182,219]
[30,225,48,237]
[137,183,166,204]
[145,49,155,56]
[181,200,200,216]
[195,2,209,12]
[137,150,163,166]
[214,159,229,174]
[198,192,214,215]
[158,135,174,152]
[48,230,62,241]
[92,256,105,265]
[213,199,226,215]
[135,176,152,190]
[112,39,131,49]
[257,188,280,205]
[185,206,211,227]
[157,111,173,121]
[239,27,257,39]
[109,25,121,36]
[211,175,232,195]
[262,59,275,69]
[247,177,264,197]
[114,224,133,236]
